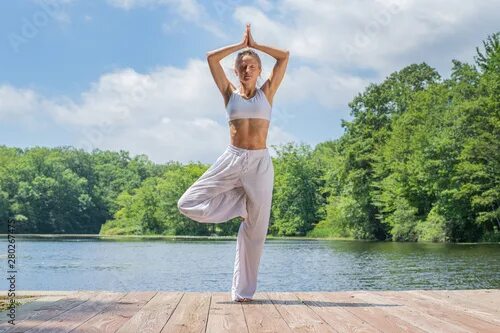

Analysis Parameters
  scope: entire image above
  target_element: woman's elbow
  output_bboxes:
[206,52,219,63]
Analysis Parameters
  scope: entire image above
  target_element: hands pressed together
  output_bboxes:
[240,23,257,48]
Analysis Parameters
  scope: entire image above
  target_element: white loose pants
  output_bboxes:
[177,143,274,301]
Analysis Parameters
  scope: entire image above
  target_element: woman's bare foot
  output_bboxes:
[235,297,253,302]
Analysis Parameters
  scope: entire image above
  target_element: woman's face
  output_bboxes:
[235,55,261,85]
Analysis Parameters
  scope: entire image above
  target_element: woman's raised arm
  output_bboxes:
[206,29,247,99]
[246,24,290,99]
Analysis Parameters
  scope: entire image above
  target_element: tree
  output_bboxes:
[270,142,325,236]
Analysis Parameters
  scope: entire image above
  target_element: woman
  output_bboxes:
[177,23,289,302]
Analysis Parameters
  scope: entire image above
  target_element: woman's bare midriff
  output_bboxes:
[229,118,270,149]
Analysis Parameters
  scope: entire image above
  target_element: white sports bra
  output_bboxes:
[225,87,272,121]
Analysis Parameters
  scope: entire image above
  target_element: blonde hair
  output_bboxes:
[234,49,262,69]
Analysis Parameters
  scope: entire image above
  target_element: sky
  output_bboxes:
[1,0,498,164]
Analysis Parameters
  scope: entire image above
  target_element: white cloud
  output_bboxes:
[0,86,40,120]
[276,65,371,110]
[267,125,296,147]
[0,86,52,129]
[256,0,274,12]
[233,0,499,76]
[3,59,299,163]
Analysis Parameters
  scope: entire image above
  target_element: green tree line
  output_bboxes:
[1,33,498,242]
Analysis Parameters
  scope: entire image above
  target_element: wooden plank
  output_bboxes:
[24,291,126,333]
[206,292,247,333]
[374,290,500,332]
[0,293,74,326]
[0,291,98,333]
[353,291,472,333]
[242,292,292,333]
[267,291,335,332]
[454,289,500,310]
[1,290,498,333]
[295,291,384,333]
[449,289,499,298]
[412,290,500,326]
[159,292,210,333]
[71,291,157,333]
[420,290,499,313]
[3,291,78,297]
[115,292,183,333]
[405,290,500,327]
[320,291,426,333]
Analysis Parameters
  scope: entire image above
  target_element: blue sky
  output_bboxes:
[1,0,498,163]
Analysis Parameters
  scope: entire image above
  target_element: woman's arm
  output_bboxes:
[247,24,289,97]
[253,43,289,61]
[206,31,247,98]
[207,42,245,62]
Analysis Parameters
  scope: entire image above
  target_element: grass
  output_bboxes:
[0,295,37,312]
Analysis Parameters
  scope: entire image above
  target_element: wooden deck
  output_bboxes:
[1,289,499,332]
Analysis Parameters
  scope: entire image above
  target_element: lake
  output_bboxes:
[4,236,499,292]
